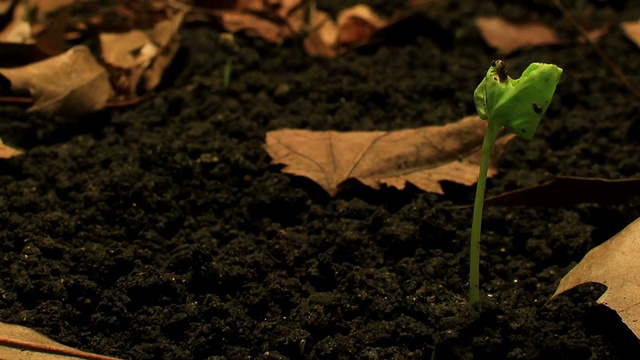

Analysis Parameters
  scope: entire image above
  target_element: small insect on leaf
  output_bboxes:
[473,61,563,140]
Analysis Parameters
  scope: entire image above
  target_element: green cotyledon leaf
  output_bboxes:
[474,60,563,140]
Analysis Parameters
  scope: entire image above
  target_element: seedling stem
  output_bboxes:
[469,119,500,303]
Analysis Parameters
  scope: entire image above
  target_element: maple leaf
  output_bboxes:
[265,115,514,196]
[551,216,640,340]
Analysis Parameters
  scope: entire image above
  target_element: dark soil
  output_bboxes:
[1,1,640,359]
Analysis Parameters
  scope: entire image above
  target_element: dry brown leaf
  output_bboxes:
[265,115,515,196]
[218,10,291,44]
[335,4,388,46]
[551,217,640,339]
[303,5,390,57]
[143,4,187,91]
[304,2,440,58]
[0,45,113,115]
[0,321,120,359]
[0,0,31,44]
[99,2,186,96]
[303,10,338,57]
[475,16,563,55]
[31,4,70,56]
[621,21,640,48]
[0,138,21,158]
[101,30,154,70]
[207,0,303,44]
[100,30,155,96]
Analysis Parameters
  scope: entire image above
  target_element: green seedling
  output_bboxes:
[219,32,238,88]
[469,60,562,303]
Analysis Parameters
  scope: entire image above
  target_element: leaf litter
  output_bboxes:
[0,0,188,115]
[551,216,640,340]
[0,45,112,115]
[196,0,443,58]
[265,115,515,196]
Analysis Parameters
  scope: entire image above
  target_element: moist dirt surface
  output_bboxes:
[1,1,640,359]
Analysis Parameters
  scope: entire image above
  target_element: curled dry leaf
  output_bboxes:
[0,138,21,158]
[551,217,640,339]
[335,4,388,46]
[0,0,73,61]
[144,4,187,91]
[100,30,155,96]
[100,2,187,96]
[208,0,304,45]
[303,10,339,57]
[304,4,414,57]
[475,16,563,55]
[218,11,286,43]
[0,321,120,359]
[621,21,640,48]
[265,115,514,196]
[0,45,113,116]
[207,1,437,58]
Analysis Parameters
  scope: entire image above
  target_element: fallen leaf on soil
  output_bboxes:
[551,216,640,340]
[304,3,432,57]
[218,11,287,43]
[335,5,388,46]
[0,321,120,359]
[475,16,563,55]
[0,0,31,44]
[304,5,388,57]
[265,115,515,196]
[621,21,640,48]
[201,1,440,58]
[205,0,304,44]
[0,138,21,158]
[100,30,155,96]
[143,3,187,92]
[0,45,112,115]
[0,0,74,62]
[0,1,187,113]
[31,4,70,56]
[303,9,338,57]
[100,3,186,96]
[482,176,640,207]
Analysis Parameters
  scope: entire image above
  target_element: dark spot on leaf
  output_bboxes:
[521,128,527,133]
[532,103,542,114]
